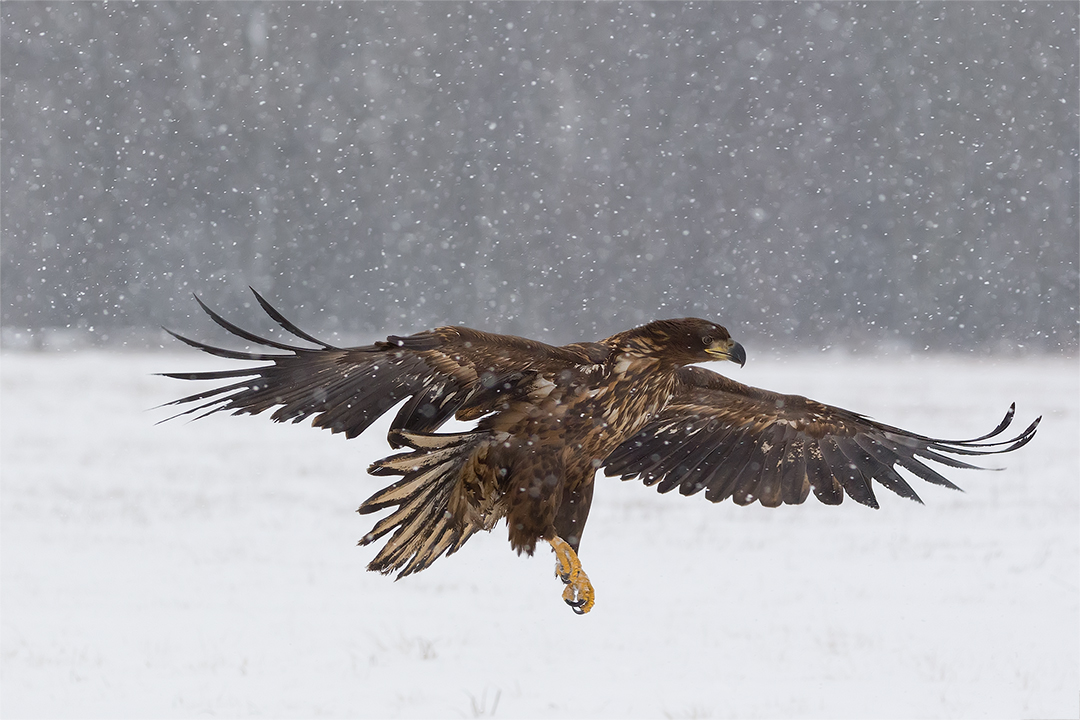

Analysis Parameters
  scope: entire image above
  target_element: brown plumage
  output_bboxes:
[161,290,1040,614]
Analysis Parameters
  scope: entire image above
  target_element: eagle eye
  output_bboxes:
[701,335,713,346]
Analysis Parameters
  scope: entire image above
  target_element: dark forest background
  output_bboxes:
[2,2,1077,352]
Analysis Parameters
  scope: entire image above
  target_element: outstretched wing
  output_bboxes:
[603,366,1040,508]
[160,289,597,445]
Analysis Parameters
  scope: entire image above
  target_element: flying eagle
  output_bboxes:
[162,290,1039,614]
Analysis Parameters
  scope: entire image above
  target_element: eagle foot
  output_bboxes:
[549,536,595,615]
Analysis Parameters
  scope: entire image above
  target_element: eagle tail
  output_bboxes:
[357,430,482,578]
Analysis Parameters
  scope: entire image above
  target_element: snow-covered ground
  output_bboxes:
[2,350,1076,718]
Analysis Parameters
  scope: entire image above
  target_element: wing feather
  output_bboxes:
[703,429,759,503]
[654,426,731,494]
[755,435,787,508]
[805,442,844,505]
[821,438,879,509]
[778,439,811,505]
[604,365,1039,508]
[160,289,601,442]
[731,435,772,506]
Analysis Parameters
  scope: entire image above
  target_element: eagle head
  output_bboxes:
[613,318,746,368]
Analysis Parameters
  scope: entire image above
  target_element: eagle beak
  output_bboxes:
[707,339,746,367]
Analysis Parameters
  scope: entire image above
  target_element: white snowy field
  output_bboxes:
[1,350,1077,719]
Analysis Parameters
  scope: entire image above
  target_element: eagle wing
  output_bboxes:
[160,289,602,445]
[603,365,1040,508]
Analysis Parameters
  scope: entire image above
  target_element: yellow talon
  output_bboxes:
[549,536,595,614]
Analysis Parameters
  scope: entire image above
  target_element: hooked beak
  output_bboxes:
[706,339,746,367]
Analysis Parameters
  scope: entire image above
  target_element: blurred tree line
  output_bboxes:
[2,2,1076,352]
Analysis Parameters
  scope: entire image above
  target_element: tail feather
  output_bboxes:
[399,521,463,577]
[366,433,475,478]
[360,467,449,538]
[358,431,484,578]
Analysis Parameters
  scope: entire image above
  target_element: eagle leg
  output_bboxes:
[549,536,595,615]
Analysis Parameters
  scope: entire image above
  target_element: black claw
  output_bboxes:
[571,604,587,615]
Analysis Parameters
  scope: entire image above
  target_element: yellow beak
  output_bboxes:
[706,339,746,367]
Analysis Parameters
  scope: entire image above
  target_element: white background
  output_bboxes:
[3,351,1076,718]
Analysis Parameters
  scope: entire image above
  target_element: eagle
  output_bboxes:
[162,290,1039,614]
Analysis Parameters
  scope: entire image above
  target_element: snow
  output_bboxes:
[2,350,1077,718]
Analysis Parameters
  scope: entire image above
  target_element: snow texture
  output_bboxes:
[2,350,1077,718]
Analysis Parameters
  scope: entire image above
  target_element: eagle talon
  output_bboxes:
[550,535,595,614]
[567,599,588,615]
[554,547,571,583]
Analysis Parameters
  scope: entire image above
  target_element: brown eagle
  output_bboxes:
[162,290,1039,614]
